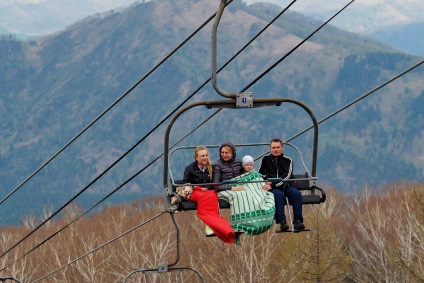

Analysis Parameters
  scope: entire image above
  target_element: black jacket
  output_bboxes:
[183,161,213,189]
[258,153,294,190]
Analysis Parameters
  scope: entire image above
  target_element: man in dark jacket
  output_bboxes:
[258,138,304,232]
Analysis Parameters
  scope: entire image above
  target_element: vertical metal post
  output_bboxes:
[211,0,235,98]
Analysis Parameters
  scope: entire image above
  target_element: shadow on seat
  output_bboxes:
[292,174,326,204]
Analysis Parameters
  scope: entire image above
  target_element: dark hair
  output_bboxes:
[270,138,283,146]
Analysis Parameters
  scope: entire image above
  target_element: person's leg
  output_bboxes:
[193,190,235,244]
[201,214,235,243]
[270,188,286,224]
[284,186,303,222]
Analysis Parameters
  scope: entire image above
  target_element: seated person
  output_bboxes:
[177,146,241,244]
[258,138,305,232]
[183,145,214,190]
[218,155,275,235]
[213,141,244,191]
[174,184,240,244]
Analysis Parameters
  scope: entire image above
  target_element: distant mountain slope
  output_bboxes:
[370,22,424,56]
[245,0,423,33]
[246,0,424,55]
[0,0,423,225]
[0,0,137,36]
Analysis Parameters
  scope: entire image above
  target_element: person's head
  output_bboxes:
[194,146,213,178]
[194,145,210,167]
[269,138,284,157]
[219,141,236,162]
[242,155,254,172]
[171,184,193,205]
[175,185,193,200]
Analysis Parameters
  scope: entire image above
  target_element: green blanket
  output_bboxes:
[218,170,275,235]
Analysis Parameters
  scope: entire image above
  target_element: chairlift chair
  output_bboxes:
[125,0,327,281]
[168,142,326,212]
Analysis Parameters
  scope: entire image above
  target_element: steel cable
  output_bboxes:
[23,2,424,280]
[27,57,423,283]
[0,1,232,207]
[0,0,295,264]
[14,1,370,279]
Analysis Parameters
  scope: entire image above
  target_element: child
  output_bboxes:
[242,155,254,173]
[218,155,276,236]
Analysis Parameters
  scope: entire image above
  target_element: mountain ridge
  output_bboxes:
[1,0,423,55]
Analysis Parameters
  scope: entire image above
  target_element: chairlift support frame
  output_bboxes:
[163,98,320,198]
[164,0,322,203]
[0,278,22,283]
[122,212,204,283]
[136,0,324,279]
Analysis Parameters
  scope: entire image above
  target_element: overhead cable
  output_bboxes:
[29,57,423,283]
[0,0,294,263]
[243,0,355,91]
[31,209,169,283]
[286,58,424,142]
[22,2,424,279]
[0,1,231,207]
[9,0,366,275]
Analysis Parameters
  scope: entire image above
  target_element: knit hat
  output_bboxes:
[242,155,254,167]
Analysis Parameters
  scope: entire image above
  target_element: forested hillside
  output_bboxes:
[0,182,422,282]
[0,0,423,225]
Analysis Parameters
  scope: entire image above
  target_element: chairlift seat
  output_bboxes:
[170,174,325,211]
[292,174,326,204]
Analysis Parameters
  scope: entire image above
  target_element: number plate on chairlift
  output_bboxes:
[236,92,253,108]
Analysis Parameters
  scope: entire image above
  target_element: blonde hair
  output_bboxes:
[194,145,213,179]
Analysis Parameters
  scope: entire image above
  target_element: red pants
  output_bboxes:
[191,187,234,244]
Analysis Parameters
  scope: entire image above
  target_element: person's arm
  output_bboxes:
[258,156,272,191]
[258,156,268,178]
[212,163,221,190]
[182,164,191,184]
[213,163,231,191]
[274,156,293,189]
[231,185,244,191]
[281,156,293,181]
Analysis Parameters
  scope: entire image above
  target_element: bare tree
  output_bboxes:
[41,204,55,228]
[1,185,422,282]
[295,189,352,282]
[21,213,39,230]
[391,185,424,282]
[344,183,424,283]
